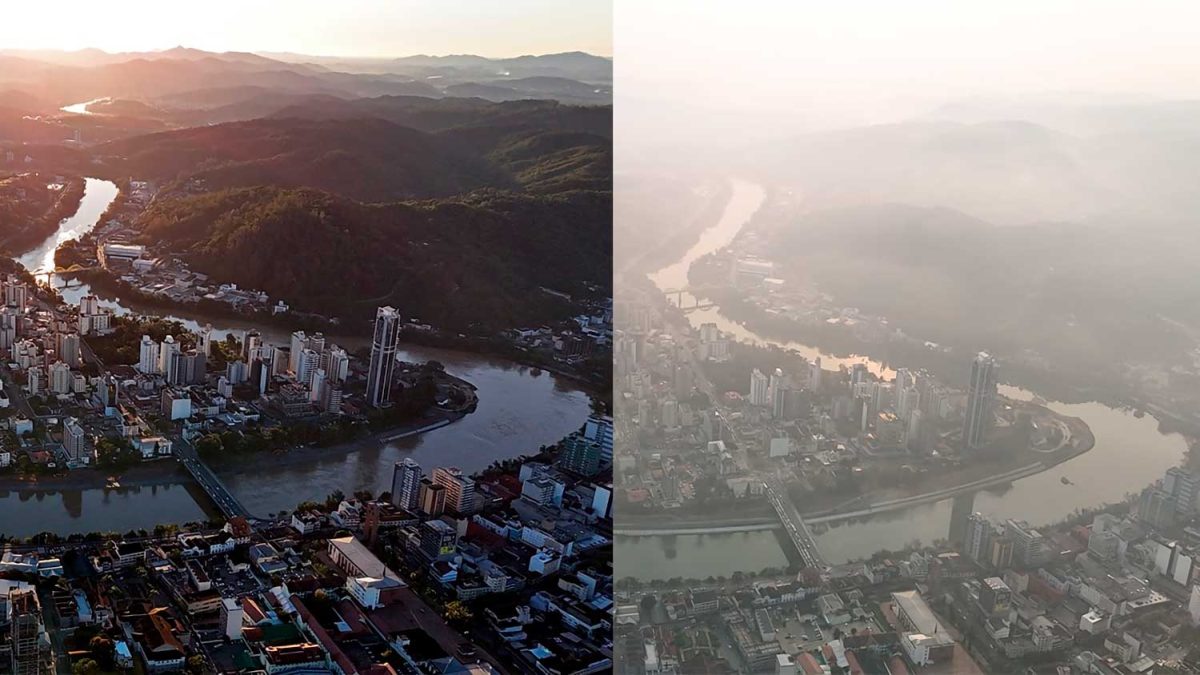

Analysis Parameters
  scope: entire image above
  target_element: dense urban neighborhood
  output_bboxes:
[0,417,614,674]
[613,199,1200,674]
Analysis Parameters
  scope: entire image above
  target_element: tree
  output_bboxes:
[72,659,100,675]
[324,490,346,509]
[640,594,658,614]
[220,430,244,454]
[88,635,115,670]
[194,433,223,456]
[443,600,472,623]
[185,655,208,674]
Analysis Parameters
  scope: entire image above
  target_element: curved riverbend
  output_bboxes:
[1,178,593,537]
[623,178,1188,576]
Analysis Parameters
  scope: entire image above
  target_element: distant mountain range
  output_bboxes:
[265,50,612,83]
[0,47,611,107]
[753,112,1200,226]
[758,200,1200,381]
[0,49,612,332]
[719,89,1200,387]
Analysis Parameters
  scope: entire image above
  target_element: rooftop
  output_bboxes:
[891,590,945,637]
[329,536,403,583]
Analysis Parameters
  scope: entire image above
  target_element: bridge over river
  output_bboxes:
[174,444,254,520]
[763,476,826,569]
[616,476,829,569]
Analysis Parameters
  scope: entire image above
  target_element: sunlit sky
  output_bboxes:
[4,0,611,57]
[616,0,1200,149]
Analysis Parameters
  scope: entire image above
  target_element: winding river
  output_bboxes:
[0,178,593,537]
[622,177,1188,576]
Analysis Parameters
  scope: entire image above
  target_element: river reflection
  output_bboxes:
[18,177,119,276]
[0,483,212,538]
[223,358,590,516]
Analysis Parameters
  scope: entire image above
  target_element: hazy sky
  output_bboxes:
[5,0,611,57]
[617,0,1200,150]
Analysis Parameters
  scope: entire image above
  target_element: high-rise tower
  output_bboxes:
[963,351,998,450]
[391,458,422,510]
[366,306,401,407]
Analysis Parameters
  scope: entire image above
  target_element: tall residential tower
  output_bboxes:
[391,458,422,511]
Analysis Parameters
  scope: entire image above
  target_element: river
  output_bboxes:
[650,179,894,379]
[624,177,1188,578]
[18,178,119,277]
[60,98,108,115]
[0,178,593,537]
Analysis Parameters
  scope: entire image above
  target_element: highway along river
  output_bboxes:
[620,178,1189,579]
[0,178,592,537]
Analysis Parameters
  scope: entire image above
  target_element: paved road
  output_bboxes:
[2,368,39,420]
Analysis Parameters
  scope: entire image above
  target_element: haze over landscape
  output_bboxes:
[615,3,1200,672]
[617,0,1200,395]
[13,1,1200,672]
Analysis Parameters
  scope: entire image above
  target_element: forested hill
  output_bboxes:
[95,117,514,201]
[94,98,612,199]
[90,96,610,330]
[133,186,611,330]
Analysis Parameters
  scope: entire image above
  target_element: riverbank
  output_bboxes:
[618,177,734,280]
[47,174,608,399]
[0,460,188,492]
[208,408,469,477]
[0,175,85,256]
[0,405,470,495]
[713,287,1200,439]
[617,405,1096,534]
[812,403,1096,513]
[59,267,609,398]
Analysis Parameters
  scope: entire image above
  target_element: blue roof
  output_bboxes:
[531,645,553,659]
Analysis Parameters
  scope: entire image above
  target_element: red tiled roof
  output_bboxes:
[799,652,824,675]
